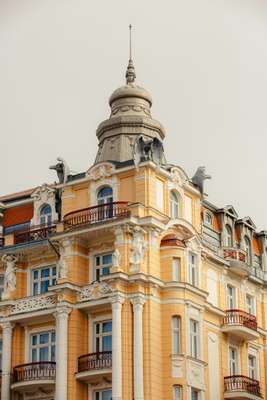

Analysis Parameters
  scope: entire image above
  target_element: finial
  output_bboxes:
[126,24,136,84]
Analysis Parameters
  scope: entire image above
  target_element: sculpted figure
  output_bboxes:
[192,166,211,194]
[112,248,121,269]
[130,230,147,270]
[2,254,18,298]
[133,136,166,167]
[49,157,70,184]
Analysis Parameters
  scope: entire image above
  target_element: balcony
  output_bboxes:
[76,351,112,383]
[224,375,262,399]
[63,202,130,231]
[14,224,56,245]
[222,310,260,341]
[11,362,56,392]
[223,248,249,276]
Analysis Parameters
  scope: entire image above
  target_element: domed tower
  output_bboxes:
[95,51,166,167]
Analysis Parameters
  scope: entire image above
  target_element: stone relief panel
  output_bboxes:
[79,281,113,301]
[187,358,205,390]
[11,294,56,315]
[130,228,148,272]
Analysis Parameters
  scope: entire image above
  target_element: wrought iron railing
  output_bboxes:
[64,202,130,230]
[78,351,112,373]
[13,362,56,383]
[224,375,262,397]
[223,309,257,331]
[14,225,56,245]
[223,248,246,263]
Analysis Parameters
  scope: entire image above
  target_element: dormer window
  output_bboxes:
[244,236,252,265]
[169,191,179,219]
[204,212,212,226]
[225,225,233,247]
[40,204,52,226]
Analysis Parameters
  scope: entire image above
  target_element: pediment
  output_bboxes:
[238,216,256,230]
[223,205,238,218]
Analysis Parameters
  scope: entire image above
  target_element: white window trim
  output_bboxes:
[228,343,240,375]
[226,284,237,309]
[248,347,259,380]
[88,313,112,354]
[245,293,256,316]
[188,251,199,287]
[24,325,55,363]
[89,248,113,284]
[27,263,57,297]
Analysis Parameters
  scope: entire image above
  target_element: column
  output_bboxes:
[0,322,14,400]
[111,294,124,400]
[54,305,72,400]
[131,295,145,400]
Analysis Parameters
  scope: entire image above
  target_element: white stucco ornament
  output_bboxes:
[31,183,58,226]
[2,254,18,299]
[112,248,121,269]
[130,229,148,272]
[86,163,115,181]
[57,239,72,279]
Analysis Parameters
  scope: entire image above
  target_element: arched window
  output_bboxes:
[40,204,52,226]
[205,212,212,226]
[172,316,181,354]
[244,236,252,265]
[225,225,233,247]
[169,191,179,219]
[97,187,113,205]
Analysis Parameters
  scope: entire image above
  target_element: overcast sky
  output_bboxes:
[1,0,267,229]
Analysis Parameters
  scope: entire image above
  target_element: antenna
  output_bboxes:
[129,24,132,60]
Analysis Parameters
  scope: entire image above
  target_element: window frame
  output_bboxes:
[189,319,199,359]
[97,186,113,205]
[248,353,257,380]
[172,316,181,355]
[246,294,256,315]
[173,385,182,400]
[169,191,179,219]
[204,212,212,226]
[229,345,239,376]
[94,320,112,353]
[226,284,236,309]
[188,252,199,287]
[31,265,57,296]
[39,204,52,226]
[244,236,252,265]
[93,389,112,400]
[172,258,180,281]
[225,224,233,247]
[30,330,56,363]
[191,387,200,400]
[94,253,113,281]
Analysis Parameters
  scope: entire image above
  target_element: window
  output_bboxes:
[32,265,57,295]
[95,254,112,281]
[97,187,113,205]
[229,346,238,375]
[248,354,257,379]
[173,385,182,400]
[244,236,252,265]
[40,204,52,226]
[31,331,56,362]
[205,212,212,226]
[0,339,2,369]
[94,320,112,352]
[246,294,255,315]
[170,191,179,219]
[172,316,181,354]
[190,319,199,359]
[225,225,233,247]
[172,258,180,281]
[94,390,112,400]
[226,285,236,309]
[188,252,198,286]
[191,388,200,400]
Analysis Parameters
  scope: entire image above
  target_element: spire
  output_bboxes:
[126,24,136,84]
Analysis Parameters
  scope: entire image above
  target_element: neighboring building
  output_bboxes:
[0,56,266,400]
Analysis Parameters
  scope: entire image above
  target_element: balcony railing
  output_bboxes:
[14,225,56,245]
[223,248,246,263]
[223,309,257,331]
[224,375,262,397]
[64,202,130,230]
[13,362,56,383]
[78,351,112,373]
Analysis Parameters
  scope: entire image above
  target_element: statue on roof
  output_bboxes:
[192,166,211,195]
[133,136,165,167]
[49,157,70,184]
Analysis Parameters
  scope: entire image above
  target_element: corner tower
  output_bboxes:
[94,34,166,167]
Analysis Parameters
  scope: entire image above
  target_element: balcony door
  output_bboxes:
[31,331,56,362]
[97,187,113,220]
[229,346,238,376]
[94,321,112,353]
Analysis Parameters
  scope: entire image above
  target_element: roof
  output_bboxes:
[0,188,35,203]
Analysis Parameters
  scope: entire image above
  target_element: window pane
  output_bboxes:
[103,321,112,333]
[39,347,49,361]
[33,282,39,295]
[33,270,39,280]
[41,280,49,294]
[102,267,110,276]
[102,335,112,352]
[32,348,37,362]
[51,332,56,343]
[52,266,57,276]
[102,390,112,400]
[40,333,49,344]
[32,335,37,346]
[103,254,112,265]
[41,268,50,278]
[51,345,56,362]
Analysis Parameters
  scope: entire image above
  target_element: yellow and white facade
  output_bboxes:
[0,57,266,400]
